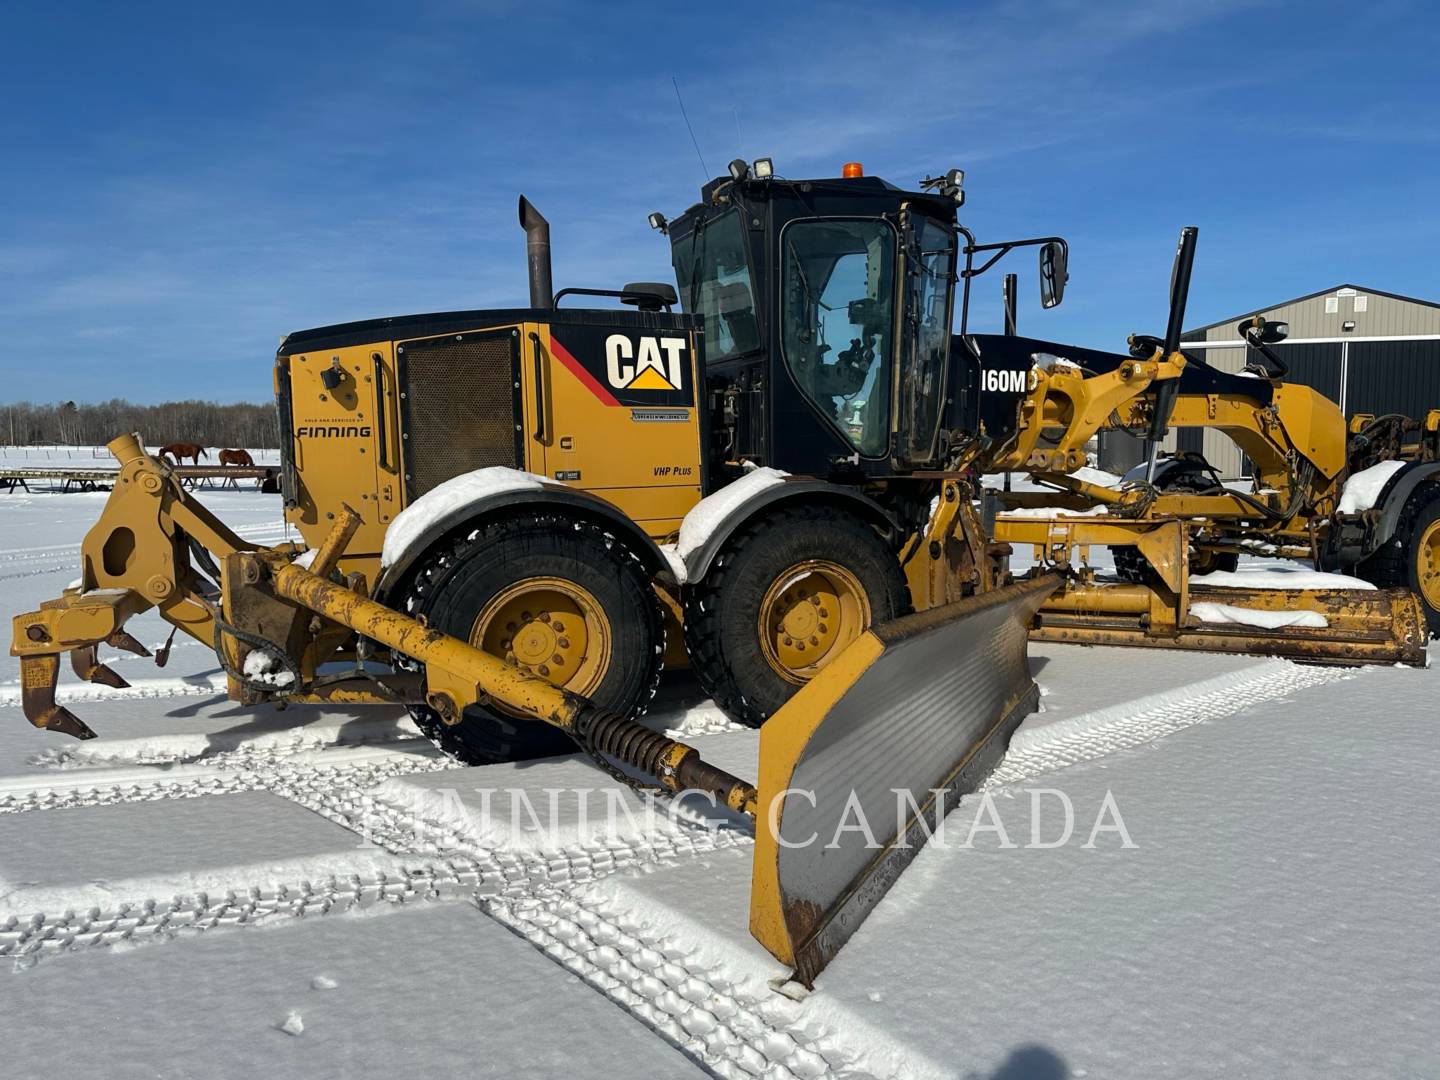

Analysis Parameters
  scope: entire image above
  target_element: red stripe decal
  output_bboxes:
[549,336,620,406]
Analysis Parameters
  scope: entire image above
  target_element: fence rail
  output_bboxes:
[1,465,278,493]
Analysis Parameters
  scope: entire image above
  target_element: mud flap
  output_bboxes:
[748,575,1057,986]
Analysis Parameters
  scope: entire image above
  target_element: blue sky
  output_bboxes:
[2,0,1437,404]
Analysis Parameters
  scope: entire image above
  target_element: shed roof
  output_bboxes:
[1186,284,1440,335]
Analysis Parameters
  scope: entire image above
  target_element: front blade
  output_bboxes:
[749,575,1057,985]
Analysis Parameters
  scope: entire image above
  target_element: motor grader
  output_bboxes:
[9,162,1064,985]
[979,226,1438,654]
[7,160,1429,981]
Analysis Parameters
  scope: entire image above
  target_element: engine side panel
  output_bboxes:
[277,308,706,587]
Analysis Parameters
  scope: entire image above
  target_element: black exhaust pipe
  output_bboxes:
[518,196,553,309]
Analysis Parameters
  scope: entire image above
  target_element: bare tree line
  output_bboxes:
[1,400,279,449]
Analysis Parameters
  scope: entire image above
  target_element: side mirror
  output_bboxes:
[1238,315,1289,345]
[1039,241,1068,309]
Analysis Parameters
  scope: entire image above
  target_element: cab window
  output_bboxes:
[780,219,896,457]
[671,209,760,364]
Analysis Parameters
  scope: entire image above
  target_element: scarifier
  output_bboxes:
[9,158,1431,982]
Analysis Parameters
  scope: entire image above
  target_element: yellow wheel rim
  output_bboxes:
[471,577,611,708]
[1418,519,1440,609]
[757,560,870,686]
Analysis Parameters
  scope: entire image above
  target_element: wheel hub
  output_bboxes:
[1419,519,1440,609]
[472,577,607,697]
[759,560,870,685]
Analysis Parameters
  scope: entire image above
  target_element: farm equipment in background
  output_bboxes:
[8,160,1433,981]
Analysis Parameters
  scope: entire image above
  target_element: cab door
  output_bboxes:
[893,214,957,467]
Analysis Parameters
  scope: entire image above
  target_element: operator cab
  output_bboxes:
[659,161,963,482]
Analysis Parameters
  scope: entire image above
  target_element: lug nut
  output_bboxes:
[551,653,564,664]
[818,624,828,634]
[537,664,550,676]
[506,621,517,632]
[810,636,819,646]
[552,621,565,633]
[783,636,793,646]
[537,612,551,623]
[557,637,570,649]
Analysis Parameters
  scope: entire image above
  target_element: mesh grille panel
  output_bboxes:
[400,332,519,498]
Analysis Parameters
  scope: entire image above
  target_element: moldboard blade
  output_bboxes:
[749,574,1057,985]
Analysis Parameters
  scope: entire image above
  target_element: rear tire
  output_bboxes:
[394,513,665,763]
[1357,487,1440,638]
[683,504,909,727]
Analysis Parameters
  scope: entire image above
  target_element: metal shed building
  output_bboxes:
[1172,285,1440,478]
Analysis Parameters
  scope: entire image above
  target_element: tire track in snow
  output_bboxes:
[0,738,753,971]
[0,674,230,710]
[0,649,1353,1077]
[0,742,451,815]
[984,658,1350,788]
[486,883,880,1080]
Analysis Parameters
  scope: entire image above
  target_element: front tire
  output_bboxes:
[394,513,665,763]
[682,504,909,727]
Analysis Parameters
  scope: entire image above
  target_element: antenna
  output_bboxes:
[733,106,743,156]
[672,76,710,181]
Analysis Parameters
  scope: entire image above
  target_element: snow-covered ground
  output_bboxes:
[1,485,1436,1079]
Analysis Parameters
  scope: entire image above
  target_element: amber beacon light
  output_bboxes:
[841,161,864,178]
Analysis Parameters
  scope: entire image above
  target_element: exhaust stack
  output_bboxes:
[518,196,553,309]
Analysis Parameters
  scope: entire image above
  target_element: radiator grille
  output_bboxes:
[398,330,521,498]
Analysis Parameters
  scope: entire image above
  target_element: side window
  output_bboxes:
[671,210,760,364]
[781,219,897,457]
[899,217,956,463]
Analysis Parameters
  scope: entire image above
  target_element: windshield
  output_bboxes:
[780,218,897,457]
[671,209,760,364]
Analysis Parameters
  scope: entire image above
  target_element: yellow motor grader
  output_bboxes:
[978,226,1437,656]
[8,161,1430,982]
[11,164,1062,985]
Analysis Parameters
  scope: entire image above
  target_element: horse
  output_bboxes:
[158,442,207,466]
[218,448,254,467]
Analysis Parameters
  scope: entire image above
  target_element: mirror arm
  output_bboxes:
[1246,335,1290,379]
[958,225,977,335]
[958,234,1068,333]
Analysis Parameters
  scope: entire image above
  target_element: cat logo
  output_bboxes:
[605,334,686,392]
